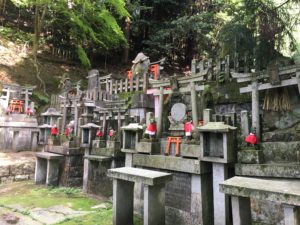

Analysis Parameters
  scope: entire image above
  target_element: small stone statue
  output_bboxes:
[145,118,157,141]
[96,129,104,140]
[51,124,59,137]
[108,127,115,140]
[184,117,194,141]
[245,132,258,147]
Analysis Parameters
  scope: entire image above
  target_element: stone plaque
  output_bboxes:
[171,103,186,122]
[165,172,191,211]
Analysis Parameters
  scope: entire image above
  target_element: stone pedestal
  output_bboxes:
[181,143,201,159]
[108,167,172,225]
[136,141,160,154]
[35,152,63,186]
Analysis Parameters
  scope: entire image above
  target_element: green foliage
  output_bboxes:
[9,0,129,68]
[32,91,49,107]
[0,26,32,44]
[77,45,91,69]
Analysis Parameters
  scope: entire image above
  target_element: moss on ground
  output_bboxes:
[0,181,143,225]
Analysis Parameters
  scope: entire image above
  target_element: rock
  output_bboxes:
[91,203,108,210]
[2,213,20,224]
[15,174,29,181]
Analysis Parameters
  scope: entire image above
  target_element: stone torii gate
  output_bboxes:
[232,64,300,140]
[148,75,205,137]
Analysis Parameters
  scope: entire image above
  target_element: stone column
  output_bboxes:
[191,174,213,224]
[24,89,29,111]
[157,86,164,138]
[35,158,47,184]
[213,163,230,225]
[83,154,90,192]
[110,79,114,95]
[283,205,300,225]
[203,109,212,125]
[46,159,60,186]
[190,82,198,126]
[113,179,134,225]
[296,71,300,94]
[144,183,166,225]
[251,81,260,140]
[231,196,251,225]
[103,112,107,136]
[61,93,67,132]
[241,110,249,137]
[74,100,78,136]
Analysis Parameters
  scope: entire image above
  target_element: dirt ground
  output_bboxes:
[0,151,36,166]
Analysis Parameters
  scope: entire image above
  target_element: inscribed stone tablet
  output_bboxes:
[171,103,186,122]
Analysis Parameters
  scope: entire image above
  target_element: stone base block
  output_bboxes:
[238,149,264,164]
[181,144,200,159]
[90,147,124,157]
[107,141,121,150]
[136,141,160,154]
[92,140,106,148]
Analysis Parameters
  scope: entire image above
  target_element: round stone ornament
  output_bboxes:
[171,103,186,122]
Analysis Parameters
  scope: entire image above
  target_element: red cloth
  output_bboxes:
[65,127,69,136]
[26,108,33,116]
[184,121,194,133]
[147,123,157,133]
[109,129,114,137]
[96,130,103,137]
[51,127,58,136]
[245,133,258,145]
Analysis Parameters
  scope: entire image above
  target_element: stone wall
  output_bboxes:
[87,159,124,197]
[59,155,84,187]
[0,162,35,183]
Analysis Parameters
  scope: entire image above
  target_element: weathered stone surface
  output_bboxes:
[1,176,14,183]
[107,141,121,150]
[136,141,160,154]
[133,154,210,174]
[181,144,201,159]
[90,147,123,157]
[165,172,191,211]
[108,167,172,186]
[237,149,264,164]
[261,141,300,163]
[0,166,10,177]
[235,163,300,178]
[14,174,30,181]
[220,176,300,206]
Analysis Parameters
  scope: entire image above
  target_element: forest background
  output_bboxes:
[0,0,299,108]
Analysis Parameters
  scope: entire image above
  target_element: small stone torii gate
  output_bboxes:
[232,64,300,140]
[148,75,205,137]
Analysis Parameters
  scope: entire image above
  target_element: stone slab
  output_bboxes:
[237,150,264,164]
[84,155,112,162]
[36,152,64,160]
[90,147,123,157]
[235,163,300,178]
[107,167,172,186]
[48,146,83,156]
[220,176,300,206]
[133,154,211,174]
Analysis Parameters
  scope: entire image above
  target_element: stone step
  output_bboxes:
[261,141,300,163]
[235,163,300,178]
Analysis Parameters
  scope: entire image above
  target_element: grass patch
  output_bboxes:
[0,181,98,211]
[0,181,144,225]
